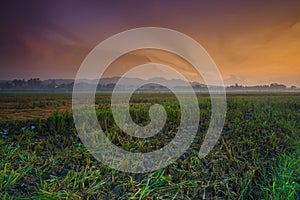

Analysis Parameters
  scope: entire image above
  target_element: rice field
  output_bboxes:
[0,92,299,199]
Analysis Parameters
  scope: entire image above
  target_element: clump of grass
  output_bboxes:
[39,167,106,199]
[0,163,32,195]
[0,164,21,192]
[46,110,73,134]
[261,146,300,199]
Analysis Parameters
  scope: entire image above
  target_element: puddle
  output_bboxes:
[0,129,8,135]
[0,129,9,138]
[0,125,36,138]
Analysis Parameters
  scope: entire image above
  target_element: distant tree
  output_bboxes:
[106,83,116,88]
[27,78,42,89]
[227,83,244,89]
[1,81,13,89]
[47,80,56,89]
[12,79,26,88]
[270,83,287,89]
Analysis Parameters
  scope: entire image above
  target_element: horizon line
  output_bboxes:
[0,76,299,87]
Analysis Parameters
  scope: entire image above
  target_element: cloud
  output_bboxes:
[0,0,299,85]
[102,49,202,82]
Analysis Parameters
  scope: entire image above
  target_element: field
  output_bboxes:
[0,92,299,199]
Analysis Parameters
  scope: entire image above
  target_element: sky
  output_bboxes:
[0,0,299,86]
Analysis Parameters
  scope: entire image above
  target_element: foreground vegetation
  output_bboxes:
[0,93,299,199]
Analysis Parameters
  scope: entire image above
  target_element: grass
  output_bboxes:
[0,93,71,121]
[0,93,299,199]
[260,145,300,200]
[0,164,30,192]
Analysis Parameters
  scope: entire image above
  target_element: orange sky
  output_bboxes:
[0,1,299,86]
